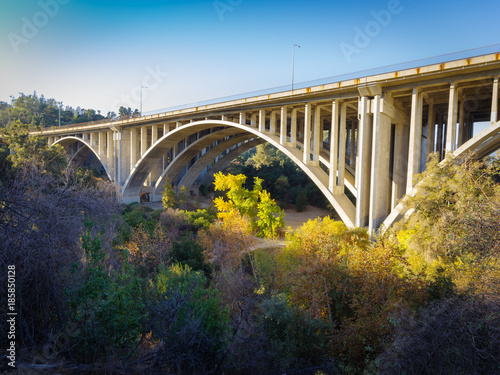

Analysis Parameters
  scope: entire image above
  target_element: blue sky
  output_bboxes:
[1,0,499,115]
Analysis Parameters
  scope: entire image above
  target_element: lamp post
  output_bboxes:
[140,86,148,115]
[291,44,301,91]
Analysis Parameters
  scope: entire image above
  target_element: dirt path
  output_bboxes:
[282,205,333,230]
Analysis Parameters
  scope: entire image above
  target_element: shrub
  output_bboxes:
[147,264,230,373]
[375,297,500,375]
[261,295,334,372]
[66,222,147,361]
[295,189,308,212]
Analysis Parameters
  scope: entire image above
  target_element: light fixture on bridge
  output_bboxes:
[291,44,301,92]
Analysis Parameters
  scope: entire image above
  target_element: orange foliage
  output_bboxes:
[127,223,171,271]
[198,210,254,270]
[277,218,428,366]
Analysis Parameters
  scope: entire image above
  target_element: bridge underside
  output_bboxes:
[42,57,500,232]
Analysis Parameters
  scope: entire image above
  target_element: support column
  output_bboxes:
[391,123,405,209]
[118,130,130,185]
[406,88,423,193]
[259,109,266,133]
[338,102,347,186]
[445,82,459,153]
[107,130,114,179]
[90,132,97,147]
[280,106,288,145]
[251,113,257,127]
[221,114,228,121]
[425,102,435,162]
[350,121,356,167]
[312,106,321,165]
[303,103,311,164]
[130,128,138,170]
[98,131,106,163]
[270,111,277,134]
[458,96,465,147]
[164,123,170,136]
[491,75,499,124]
[151,124,158,144]
[436,114,444,160]
[239,112,246,125]
[141,126,148,156]
[355,97,372,228]
[290,108,297,147]
[369,94,391,233]
[329,100,340,192]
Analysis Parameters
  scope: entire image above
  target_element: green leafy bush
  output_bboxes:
[66,222,147,361]
[147,264,230,372]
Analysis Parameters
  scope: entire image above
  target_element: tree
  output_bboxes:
[398,153,500,295]
[213,172,284,238]
[161,177,176,209]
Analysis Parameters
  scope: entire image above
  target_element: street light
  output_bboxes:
[291,44,301,91]
[140,86,148,115]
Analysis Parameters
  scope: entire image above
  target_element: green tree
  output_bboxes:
[162,177,176,209]
[213,172,285,238]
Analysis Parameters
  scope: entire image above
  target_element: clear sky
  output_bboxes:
[1,0,499,115]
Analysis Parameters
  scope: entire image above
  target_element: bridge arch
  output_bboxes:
[382,120,500,230]
[53,136,111,180]
[122,120,356,226]
[152,132,260,197]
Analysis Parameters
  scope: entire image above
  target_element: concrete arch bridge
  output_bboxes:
[33,51,500,233]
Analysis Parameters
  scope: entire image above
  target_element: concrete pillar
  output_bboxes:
[392,123,405,209]
[239,112,246,125]
[89,132,97,147]
[163,123,170,136]
[130,128,138,170]
[290,108,298,147]
[280,106,288,145]
[221,114,228,121]
[141,126,148,156]
[491,75,499,124]
[303,103,311,164]
[406,88,423,193]
[312,106,321,164]
[350,121,356,167]
[118,130,130,185]
[329,100,340,192]
[458,97,465,147]
[425,102,435,162]
[259,109,266,133]
[251,113,257,127]
[355,96,372,228]
[338,102,347,187]
[369,94,391,233]
[176,121,181,129]
[270,111,277,134]
[151,124,158,144]
[436,114,444,160]
[107,130,114,179]
[98,131,106,165]
[446,82,459,152]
